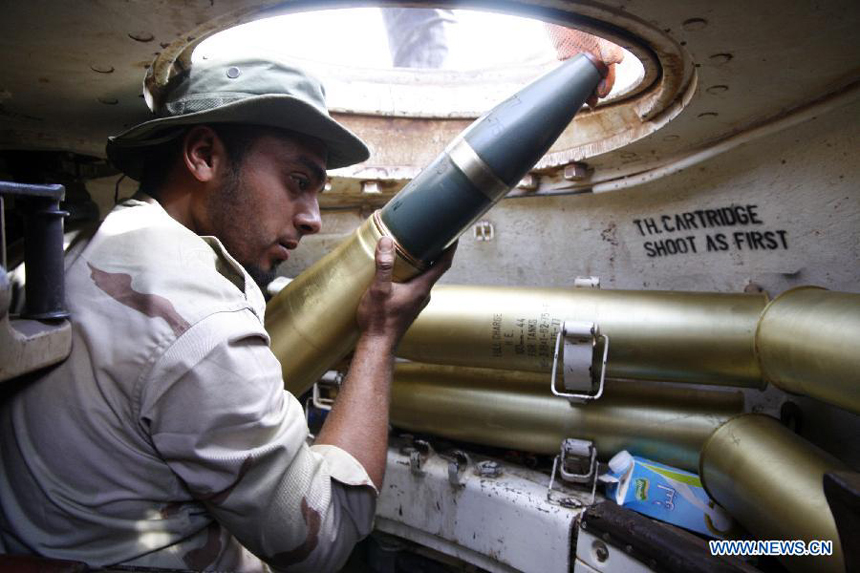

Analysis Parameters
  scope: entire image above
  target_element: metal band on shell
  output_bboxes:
[446,138,510,201]
[372,210,428,270]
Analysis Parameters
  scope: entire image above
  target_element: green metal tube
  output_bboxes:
[756,287,860,414]
[390,363,745,472]
[700,414,847,573]
[398,285,768,388]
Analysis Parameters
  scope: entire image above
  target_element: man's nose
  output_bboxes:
[295,197,322,235]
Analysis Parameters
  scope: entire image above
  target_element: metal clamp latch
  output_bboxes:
[550,320,609,402]
[304,371,343,437]
[547,439,598,507]
[400,439,433,477]
[446,450,471,488]
[310,370,343,412]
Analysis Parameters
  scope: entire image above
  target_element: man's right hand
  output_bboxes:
[356,236,456,349]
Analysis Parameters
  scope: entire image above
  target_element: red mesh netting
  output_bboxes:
[544,25,624,100]
[544,24,624,65]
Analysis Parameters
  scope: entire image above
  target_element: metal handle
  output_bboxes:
[550,320,610,402]
[547,438,599,507]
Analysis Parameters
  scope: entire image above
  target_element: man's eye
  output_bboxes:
[291,175,309,191]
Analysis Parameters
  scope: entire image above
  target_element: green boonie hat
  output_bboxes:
[106,57,370,180]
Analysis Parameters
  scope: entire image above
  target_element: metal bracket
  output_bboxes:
[550,321,610,402]
[401,439,433,477]
[547,439,599,507]
[446,450,471,488]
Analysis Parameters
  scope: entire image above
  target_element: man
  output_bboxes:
[0,57,453,571]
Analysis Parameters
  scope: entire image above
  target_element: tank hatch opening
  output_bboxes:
[193,7,646,118]
[146,2,693,210]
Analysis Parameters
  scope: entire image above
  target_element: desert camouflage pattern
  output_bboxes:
[0,195,376,571]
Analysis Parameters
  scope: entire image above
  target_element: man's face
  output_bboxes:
[205,130,326,289]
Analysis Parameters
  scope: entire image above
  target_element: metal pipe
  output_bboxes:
[589,78,860,194]
[268,55,605,396]
[756,287,860,414]
[390,363,745,472]
[398,285,768,388]
[0,182,69,320]
[699,414,847,573]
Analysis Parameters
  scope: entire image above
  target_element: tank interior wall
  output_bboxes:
[280,97,860,468]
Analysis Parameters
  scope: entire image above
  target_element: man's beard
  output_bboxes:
[244,264,278,292]
[207,163,279,292]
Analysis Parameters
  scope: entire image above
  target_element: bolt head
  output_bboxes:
[563,163,590,181]
[593,541,609,563]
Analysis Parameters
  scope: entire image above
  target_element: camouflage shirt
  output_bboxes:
[0,195,376,571]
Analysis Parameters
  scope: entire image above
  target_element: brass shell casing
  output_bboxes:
[266,212,422,397]
[699,414,847,573]
[756,287,860,414]
[398,286,768,388]
[390,363,744,472]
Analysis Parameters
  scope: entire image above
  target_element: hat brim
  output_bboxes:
[106,94,370,180]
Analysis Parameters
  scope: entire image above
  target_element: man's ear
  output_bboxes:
[182,125,227,183]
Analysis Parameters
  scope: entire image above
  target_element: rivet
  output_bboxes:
[706,85,729,95]
[90,64,114,74]
[593,540,609,563]
[128,31,155,43]
[682,18,708,31]
[698,112,719,118]
[226,66,241,79]
[709,53,733,64]
[98,97,119,105]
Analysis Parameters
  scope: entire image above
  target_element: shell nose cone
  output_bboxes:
[464,53,602,187]
[380,53,602,264]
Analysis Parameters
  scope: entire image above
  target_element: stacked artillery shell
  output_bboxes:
[700,414,848,573]
[399,284,860,412]
[756,287,860,414]
[398,285,769,388]
[266,54,605,396]
[389,363,745,472]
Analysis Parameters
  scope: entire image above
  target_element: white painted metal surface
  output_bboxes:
[574,529,656,573]
[376,439,593,573]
